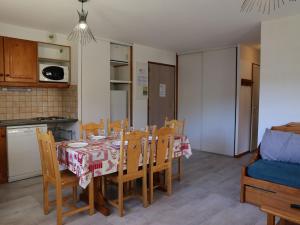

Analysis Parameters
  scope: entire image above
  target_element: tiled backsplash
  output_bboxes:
[0,85,78,120]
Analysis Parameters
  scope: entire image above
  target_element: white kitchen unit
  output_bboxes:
[110,90,128,121]
[7,124,47,182]
[110,42,132,124]
[110,43,129,63]
[81,40,110,124]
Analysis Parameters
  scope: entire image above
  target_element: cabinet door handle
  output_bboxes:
[5,74,10,77]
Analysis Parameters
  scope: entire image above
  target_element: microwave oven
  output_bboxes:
[39,64,69,83]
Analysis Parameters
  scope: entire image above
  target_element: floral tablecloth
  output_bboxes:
[57,136,192,188]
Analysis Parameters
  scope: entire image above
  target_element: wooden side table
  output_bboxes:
[261,205,300,225]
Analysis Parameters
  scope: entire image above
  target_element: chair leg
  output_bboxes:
[118,182,124,217]
[149,172,154,204]
[55,185,63,225]
[43,180,49,215]
[130,181,135,195]
[166,168,172,196]
[72,185,77,202]
[178,157,183,181]
[101,176,106,197]
[88,177,95,215]
[142,176,148,208]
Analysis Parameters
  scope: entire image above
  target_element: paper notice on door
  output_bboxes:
[159,84,166,97]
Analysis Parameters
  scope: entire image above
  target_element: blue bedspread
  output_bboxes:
[247,159,300,189]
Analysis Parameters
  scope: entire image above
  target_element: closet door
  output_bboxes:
[178,53,202,150]
[202,48,237,156]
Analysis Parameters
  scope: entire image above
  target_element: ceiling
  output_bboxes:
[0,0,299,53]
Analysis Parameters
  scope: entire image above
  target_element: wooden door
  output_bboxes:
[0,37,4,82]
[251,64,260,150]
[4,37,37,83]
[148,63,175,127]
[0,128,7,183]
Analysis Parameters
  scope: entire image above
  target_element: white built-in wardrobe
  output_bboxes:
[80,40,110,124]
[178,47,237,156]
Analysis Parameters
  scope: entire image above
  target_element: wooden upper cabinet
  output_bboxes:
[0,37,4,82]
[4,37,37,83]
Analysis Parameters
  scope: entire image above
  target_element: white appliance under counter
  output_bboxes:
[7,124,47,182]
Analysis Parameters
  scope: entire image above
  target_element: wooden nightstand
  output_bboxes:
[261,205,300,225]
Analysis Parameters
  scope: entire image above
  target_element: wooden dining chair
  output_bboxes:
[149,127,175,204]
[106,130,149,216]
[36,129,94,225]
[107,119,129,136]
[164,118,185,136]
[164,118,185,181]
[80,119,105,139]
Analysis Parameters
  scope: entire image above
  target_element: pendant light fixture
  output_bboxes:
[241,0,297,14]
[68,0,96,45]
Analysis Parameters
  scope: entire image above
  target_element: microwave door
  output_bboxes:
[42,66,64,81]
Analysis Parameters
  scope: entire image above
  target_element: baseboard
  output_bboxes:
[234,150,250,158]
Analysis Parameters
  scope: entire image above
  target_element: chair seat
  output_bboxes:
[247,159,300,189]
[60,170,78,186]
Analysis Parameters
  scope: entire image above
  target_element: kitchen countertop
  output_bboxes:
[0,118,78,127]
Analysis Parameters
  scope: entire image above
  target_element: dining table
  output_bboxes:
[56,135,192,216]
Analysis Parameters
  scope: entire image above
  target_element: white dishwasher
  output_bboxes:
[7,124,47,182]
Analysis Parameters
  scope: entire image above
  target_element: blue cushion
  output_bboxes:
[260,129,292,161]
[261,128,300,164]
[247,159,300,189]
[284,133,300,164]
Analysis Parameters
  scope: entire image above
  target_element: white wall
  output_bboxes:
[236,45,260,155]
[178,47,237,156]
[132,44,176,129]
[178,53,202,150]
[259,14,300,142]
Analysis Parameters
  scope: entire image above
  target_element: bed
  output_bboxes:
[240,123,300,219]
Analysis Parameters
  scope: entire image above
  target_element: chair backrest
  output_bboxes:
[36,128,46,176]
[108,119,129,136]
[119,130,149,176]
[80,119,105,139]
[165,118,185,135]
[150,127,175,167]
[36,128,60,183]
